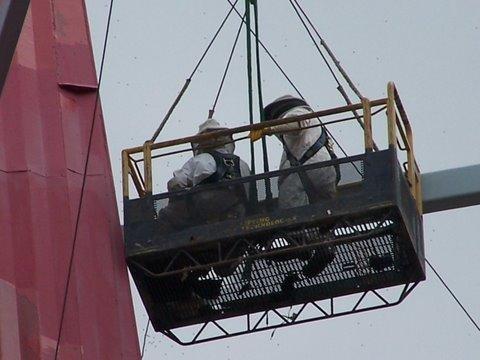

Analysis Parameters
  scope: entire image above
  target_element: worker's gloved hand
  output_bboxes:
[249,128,271,142]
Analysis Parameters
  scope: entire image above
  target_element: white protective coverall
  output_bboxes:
[265,97,337,278]
[161,118,250,228]
[167,142,250,191]
[273,104,337,209]
[158,118,251,279]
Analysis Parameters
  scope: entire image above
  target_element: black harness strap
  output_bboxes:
[298,129,327,165]
[200,151,241,184]
[326,144,341,185]
[200,150,248,203]
[279,136,322,204]
[297,130,341,183]
[279,128,340,203]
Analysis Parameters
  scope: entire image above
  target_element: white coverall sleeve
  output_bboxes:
[239,160,251,199]
[167,153,217,191]
[270,119,301,134]
[269,106,319,135]
[191,153,217,186]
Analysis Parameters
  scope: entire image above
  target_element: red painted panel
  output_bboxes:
[0,1,140,358]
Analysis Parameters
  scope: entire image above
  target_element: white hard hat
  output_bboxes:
[192,118,232,155]
[263,95,309,121]
[196,118,228,135]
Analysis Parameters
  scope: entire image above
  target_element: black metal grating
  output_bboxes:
[135,212,411,330]
[126,150,425,343]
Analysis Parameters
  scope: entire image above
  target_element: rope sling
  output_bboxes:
[146,0,372,178]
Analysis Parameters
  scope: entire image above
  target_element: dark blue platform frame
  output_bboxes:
[124,149,424,345]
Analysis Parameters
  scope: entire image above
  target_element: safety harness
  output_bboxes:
[279,129,341,204]
[197,150,248,208]
[200,151,243,184]
[264,96,341,201]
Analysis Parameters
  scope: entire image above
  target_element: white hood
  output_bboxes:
[192,118,234,155]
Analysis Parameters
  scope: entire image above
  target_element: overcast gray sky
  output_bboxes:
[85,1,480,359]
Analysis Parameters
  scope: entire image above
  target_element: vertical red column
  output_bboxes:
[0,0,140,358]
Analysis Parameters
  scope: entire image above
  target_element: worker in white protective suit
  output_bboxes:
[165,118,251,221]
[259,95,339,279]
[263,95,338,207]
[157,118,251,283]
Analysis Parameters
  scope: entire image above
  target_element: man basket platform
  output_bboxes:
[122,83,424,345]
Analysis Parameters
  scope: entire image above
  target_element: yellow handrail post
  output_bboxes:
[387,82,397,149]
[405,126,417,203]
[362,97,373,152]
[143,141,153,195]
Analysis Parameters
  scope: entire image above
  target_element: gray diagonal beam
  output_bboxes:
[0,0,30,96]
[422,164,480,214]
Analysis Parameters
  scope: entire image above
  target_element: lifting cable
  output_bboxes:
[283,1,368,166]
[150,0,241,143]
[426,258,480,333]
[289,0,343,91]
[53,0,115,358]
[252,0,273,200]
[141,15,244,351]
[244,0,256,175]
[225,0,362,177]
[244,0,272,199]
[292,0,363,100]
[288,0,378,152]
[226,0,302,96]
[209,14,246,118]
[294,0,363,100]
[141,319,150,358]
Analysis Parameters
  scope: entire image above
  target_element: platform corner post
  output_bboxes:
[143,141,153,195]
[387,82,397,149]
[362,97,373,152]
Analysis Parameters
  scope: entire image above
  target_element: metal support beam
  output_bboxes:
[422,164,480,214]
[0,0,30,96]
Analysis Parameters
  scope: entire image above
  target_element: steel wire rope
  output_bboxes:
[287,0,372,136]
[287,0,380,155]
[150,0,240,142]
[53,0,115,358]
[141,319,150,358]
[251,0,273,200]
[287,0,343,89]
[292,0,363,100]
[245,0,256,175]
[209,13,246,118]
[290,0,380,152]
[137,5,266,332]
[426,258,480,333]
[225,0,362,177]
[226,0,302,98]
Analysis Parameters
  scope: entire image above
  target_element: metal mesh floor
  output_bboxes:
[136,213,410,330]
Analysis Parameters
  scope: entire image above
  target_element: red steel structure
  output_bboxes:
[0,0,140,358]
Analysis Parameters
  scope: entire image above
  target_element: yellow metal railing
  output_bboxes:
[122,82,421,214]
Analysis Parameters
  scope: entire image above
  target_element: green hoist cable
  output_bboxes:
[245,0,272,200]
[245,0,255,174]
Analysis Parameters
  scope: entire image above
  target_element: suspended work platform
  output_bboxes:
[122,83,424,345]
